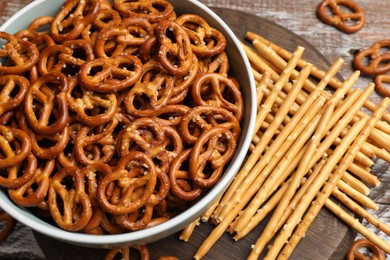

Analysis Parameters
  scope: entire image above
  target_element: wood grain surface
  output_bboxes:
[0,1,389,259]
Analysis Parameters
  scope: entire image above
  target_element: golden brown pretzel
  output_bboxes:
[0,75,29,117]
[354,40,390,75]
[189,126,236,188]
[50,0,101,42]
[0,152,36,190]
[67,78,118,126]
[169,149,203,201]
[0,210,16,242]
[347,238,385,260]
[9,158,55,207]
[317,0,365,34]
[199,51,229,76]
[0,124,32,169]
[124,61,175,117]
[48,166,93,231]
[179,106,241,145]
[0,32,39,74]
[24,72,69,135]
[97,152,157,215]
[191,73,244,122]
[374,74,390,98]
[176,14,227,57]
[78,55,142,93]
[155,20,194,76]
[114,0,174,23]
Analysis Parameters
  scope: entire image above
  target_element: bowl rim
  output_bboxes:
[0,0,257,247]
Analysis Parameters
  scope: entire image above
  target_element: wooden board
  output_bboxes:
[34,7,357,260]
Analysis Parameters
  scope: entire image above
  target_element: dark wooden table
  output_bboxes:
[0,1,389,259]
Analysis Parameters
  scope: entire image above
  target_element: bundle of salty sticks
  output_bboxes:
[180,31,390,259]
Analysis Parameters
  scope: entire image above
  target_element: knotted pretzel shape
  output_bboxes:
[97,151,157,215]
[9,158,55,207]
[179,105,241,145]
[114,0,174,23]
[346,238,385,260]
[48,166,93,231]
[189,126,236,188]
[354,40,390,75]
[67,78,118,126]
[125,61,175,117]
[79,55,142,93]
[156,20,194,76]
[24,72,69,135]
[14,16,53,45]
[94,17,153,58]
[0,210,15,242]
[50,0,101,42]
[176,14,227,57]
[317,0,365,34]
[38,39,95,76]
[0,152,36,189]
[0,124,31,169]
[104,245,150,260]
[169,149,203,201]
[199,51,229,76]
[374,74,390,98]
[0,32,39,74]
[0,75,29,117]
[191,73,244,122]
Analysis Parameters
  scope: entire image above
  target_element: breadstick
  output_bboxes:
[336,179,378,210]
[340,171,371,195]
[347,162,380,187]
[253,118,367,260]
[179,218,200,242]
[365,141,390,163]
[324,198,390,254]
[278,97,389,258]
[213,52,309,222]
[256,73,268,109]
[236,98,335,240]
[234,72,362,233]
[245,31,390,126]
[331,187,390,236]
[202,197,221,223]
[234,158,326,240]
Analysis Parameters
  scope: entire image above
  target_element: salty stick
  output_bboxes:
[236,99,335,239]
[252,49,305,138]
[233,97,326,233]
[340,171,371,195]
[228,178,291,235]
[213,58,310,222]
[336,179,378,210]
[279,98,389,258]
[217,58,343,222]
[246,85,373,257]
[256,72,269,108]
[245,31,390,125]
[365,142,390,163]
[202,197,221,223]
[253,36,386,159]
[179,218,200,242]
[347,162,379,187]
[234,158,326,240]
[324,198,390,254]
[257,118,367,260]
[234,64,358,233]
[332,187,390,236]
[369,129,390,152]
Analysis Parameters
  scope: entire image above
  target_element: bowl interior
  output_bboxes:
[0,0,256,248]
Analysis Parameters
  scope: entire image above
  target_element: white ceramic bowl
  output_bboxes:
[0,0,256,248]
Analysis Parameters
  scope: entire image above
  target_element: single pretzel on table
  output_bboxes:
[104,245,150,260]
[316,0,365,34]
[374,74,390,98]
[347,238,385,260]
[0,210,16,242]
[354,39,390,75]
